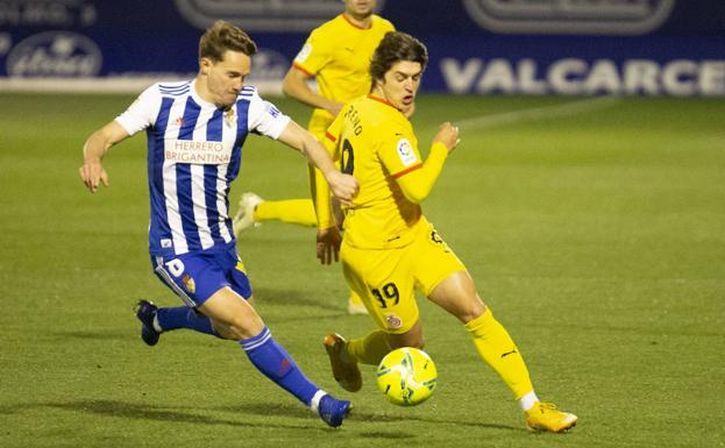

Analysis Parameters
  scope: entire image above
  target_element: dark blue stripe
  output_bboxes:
[147,96,175,253]
[224,100,250,238]
[204,108,224,244]
[176,96,202,252]
[229,99,250,181]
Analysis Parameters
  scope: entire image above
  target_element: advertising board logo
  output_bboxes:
[174,0,385,32]
[0,0,97,27]
[6,31,101,77]
[463,0,675,35]
[248,50,289,83]
[0,33,11,55]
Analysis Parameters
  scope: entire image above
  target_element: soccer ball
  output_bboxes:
[376,347,437,406]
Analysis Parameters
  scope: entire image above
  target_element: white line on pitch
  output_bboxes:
[457,96,621,130]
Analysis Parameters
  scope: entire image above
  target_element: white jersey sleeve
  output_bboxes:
[246,87,291,140]
[115,84,163,136]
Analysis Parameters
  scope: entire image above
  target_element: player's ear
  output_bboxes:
[199,57,212,75]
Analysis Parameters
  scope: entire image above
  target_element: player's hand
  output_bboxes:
[79,159,109,193]
[326,171,358,206]
[316,226,342,265]
[433,122,460,153]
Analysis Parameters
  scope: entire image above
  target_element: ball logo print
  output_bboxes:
[463,0,675,35]
[377,347,438,406]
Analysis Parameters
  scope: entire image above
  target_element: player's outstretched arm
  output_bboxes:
[79,120,129,193]
[395,122,460,203]
[282,66,343,117]
[277,120,358,204]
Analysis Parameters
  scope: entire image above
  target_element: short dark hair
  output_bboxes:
[199,20,257,62]
[369,32,428,83]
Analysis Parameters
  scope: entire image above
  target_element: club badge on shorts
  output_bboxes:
[181,274,196,294]
[385,313,403,330]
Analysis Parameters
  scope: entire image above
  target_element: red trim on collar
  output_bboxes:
[367,94,398,110]
[342,13,372,30]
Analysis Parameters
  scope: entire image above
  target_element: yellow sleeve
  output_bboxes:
[312,109,345,229]
[292,26,333,77]
[381,17,396,33]
[378,133,449,203]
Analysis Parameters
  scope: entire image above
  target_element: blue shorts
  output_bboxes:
[151,244,252,307]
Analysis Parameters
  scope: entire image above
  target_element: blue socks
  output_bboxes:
[156,306,219,337]
[240,327,320,406]
[155,310,321,408]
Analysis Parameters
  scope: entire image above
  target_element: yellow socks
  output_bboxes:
[254,199,316,227]
[465,309,534,401]
[346,330,391,365]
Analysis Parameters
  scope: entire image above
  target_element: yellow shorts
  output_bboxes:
[340,219,466,334]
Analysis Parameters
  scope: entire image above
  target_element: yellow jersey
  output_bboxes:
[293,14,395,137]
[325,95,427,249]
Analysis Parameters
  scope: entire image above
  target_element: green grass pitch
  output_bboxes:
[0,92,723,447]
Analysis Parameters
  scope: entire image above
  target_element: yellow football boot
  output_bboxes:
[525,402,578,433]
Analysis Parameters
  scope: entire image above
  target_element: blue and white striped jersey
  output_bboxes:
[115,79,291,256]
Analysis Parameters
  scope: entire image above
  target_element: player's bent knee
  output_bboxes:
[459,304,486,324]
[210,320,242,340]
[211,316,263,341]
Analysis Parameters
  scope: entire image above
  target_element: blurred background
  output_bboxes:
[1,0,723,96]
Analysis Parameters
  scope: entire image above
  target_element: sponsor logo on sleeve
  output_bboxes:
[396,138,418,167]
[267,104,281,118]
[294,43,312,63]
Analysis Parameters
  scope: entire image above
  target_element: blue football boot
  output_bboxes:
[318,394,351,428]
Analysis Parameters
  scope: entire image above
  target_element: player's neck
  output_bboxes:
[193,76,222,109]
[194,77,208,99]
[368,88,397,110]
[342,12,373,29]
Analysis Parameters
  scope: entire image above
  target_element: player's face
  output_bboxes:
[200,50,251,108]
[345,0,376,19]
[378,60,422,112]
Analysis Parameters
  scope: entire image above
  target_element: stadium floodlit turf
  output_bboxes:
[1,93,723,447]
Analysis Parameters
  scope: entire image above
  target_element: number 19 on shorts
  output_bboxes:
[371,282,399,309]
